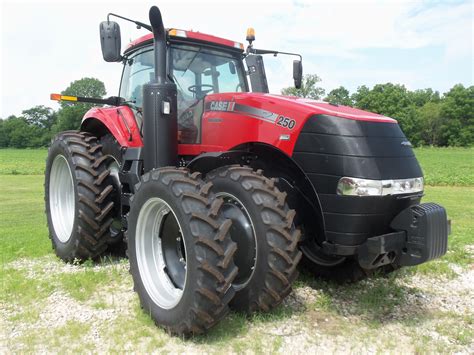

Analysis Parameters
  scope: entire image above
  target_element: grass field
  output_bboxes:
[1,147,473,353]
[0,148,47,175]
[1,147,473,184]
[414,147,474,186]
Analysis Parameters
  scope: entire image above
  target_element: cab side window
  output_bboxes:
[120,48,200,144]
[119,49,154,108]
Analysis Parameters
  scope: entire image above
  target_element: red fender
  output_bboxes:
[81,106,143,147]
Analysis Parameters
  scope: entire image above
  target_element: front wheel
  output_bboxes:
[127,168,238,336]
[206,166,302,313]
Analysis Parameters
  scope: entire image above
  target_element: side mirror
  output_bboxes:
[99,21,122,62]
[293,60,303,89]
[229,61,236,74]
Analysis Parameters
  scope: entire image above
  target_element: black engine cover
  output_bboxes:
[292,114,423,248]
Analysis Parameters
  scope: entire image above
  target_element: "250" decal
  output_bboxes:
[276,116,296,130]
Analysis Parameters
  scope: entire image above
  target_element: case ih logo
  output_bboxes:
[206,101,295,129]
[209,101,235,112]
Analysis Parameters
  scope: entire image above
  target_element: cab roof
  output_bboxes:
[125,29,245,54]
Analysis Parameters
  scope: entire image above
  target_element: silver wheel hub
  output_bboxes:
[49,154,75,243]
[135,198,187,309]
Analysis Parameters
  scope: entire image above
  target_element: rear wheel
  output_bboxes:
[206,165,302,313]
[127,168,238,335]
[45,131,116,262]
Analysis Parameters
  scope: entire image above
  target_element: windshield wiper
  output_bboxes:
[181,48,201,77]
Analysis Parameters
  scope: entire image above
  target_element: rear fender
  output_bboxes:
[81,106,143,147]
[187,142,326,243]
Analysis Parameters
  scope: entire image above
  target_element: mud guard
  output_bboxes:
[81,106,143,147]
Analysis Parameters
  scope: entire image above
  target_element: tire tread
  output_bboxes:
[127,168,238,336]
[45,130,116,261]
[206,165,302,313]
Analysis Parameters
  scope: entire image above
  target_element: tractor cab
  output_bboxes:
[119,34,249,143]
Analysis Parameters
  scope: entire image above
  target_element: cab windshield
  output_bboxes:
[119,43,247,144]
[119,43,247,108]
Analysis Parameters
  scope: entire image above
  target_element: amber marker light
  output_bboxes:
[246,27,255,42]
[50,94,78,102]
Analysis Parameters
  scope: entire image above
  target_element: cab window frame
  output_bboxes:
[119,40,249,144]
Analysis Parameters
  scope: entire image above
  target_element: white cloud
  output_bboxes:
[1,0,472,117]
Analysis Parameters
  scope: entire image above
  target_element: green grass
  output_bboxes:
[421,186,474,270]
[57,262,126,302]
[435,314,473,346]
[12,321,94,353]
[0,175,51,263]
[1,147,473,184]
[0,148,47,175]
[414,147,474,186]
[0,267,55,305]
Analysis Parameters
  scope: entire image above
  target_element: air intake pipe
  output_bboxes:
[142,6,178,171]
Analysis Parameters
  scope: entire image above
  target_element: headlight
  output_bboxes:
[337,177,424,196]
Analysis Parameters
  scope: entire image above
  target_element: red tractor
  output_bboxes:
[45,6,449,335]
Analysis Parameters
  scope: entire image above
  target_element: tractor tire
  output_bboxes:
[205,165,302,313]
[45,131,116,262]
[98,134,124,247]
[126,168,238,336]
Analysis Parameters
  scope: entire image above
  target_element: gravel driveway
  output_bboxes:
[2,254,473,354]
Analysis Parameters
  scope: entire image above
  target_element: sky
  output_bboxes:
[0,0,473,118]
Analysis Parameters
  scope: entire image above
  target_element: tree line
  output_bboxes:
[1,76,472,148]
[0,78,106,148]
[282,75,473,147]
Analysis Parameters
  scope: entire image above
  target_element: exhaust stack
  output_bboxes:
[142,6,178,171]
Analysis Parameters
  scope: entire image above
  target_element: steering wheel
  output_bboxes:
[235,83,243,92]
[188,84,214,95]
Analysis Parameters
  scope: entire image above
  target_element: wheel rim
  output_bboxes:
[135,198,187,309]
[216,192,257,290]
[49,154,75,243]
[107,158,122,237]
